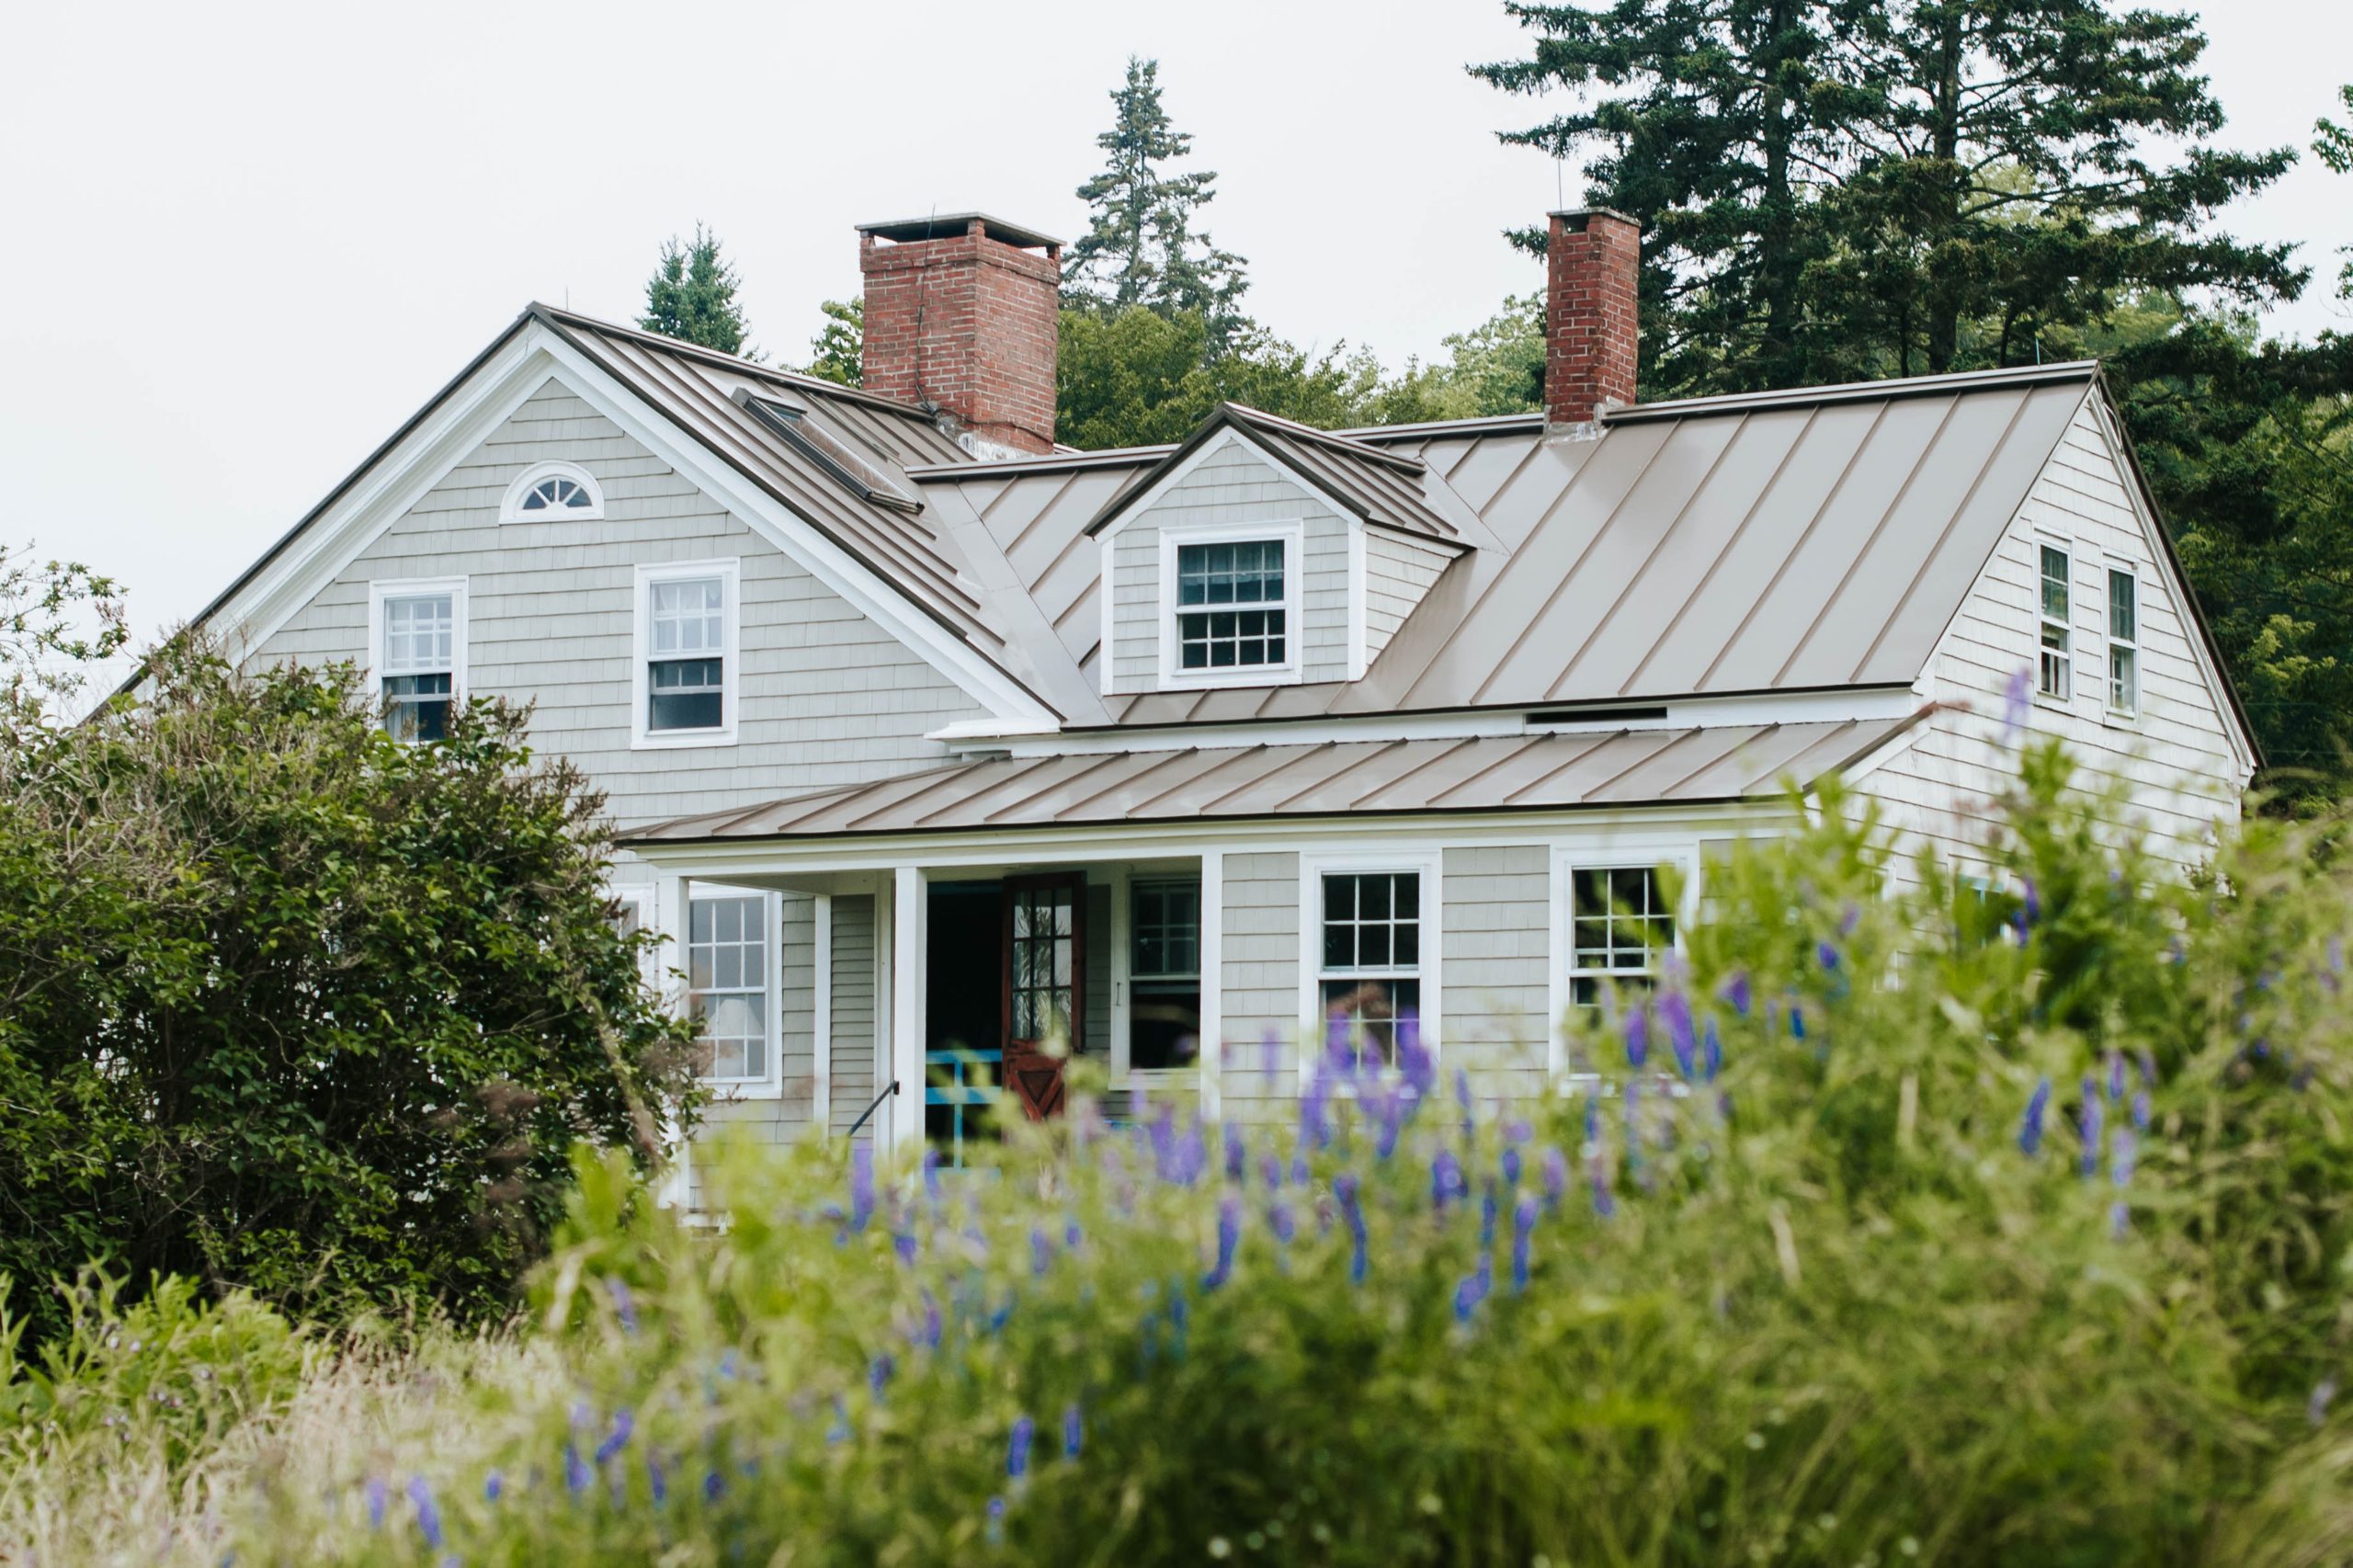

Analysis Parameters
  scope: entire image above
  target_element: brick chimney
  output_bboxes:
[857,212,1062,456]
[1544,208,1640,427]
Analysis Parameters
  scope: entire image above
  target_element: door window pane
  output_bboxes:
[1131,879,1201,1071]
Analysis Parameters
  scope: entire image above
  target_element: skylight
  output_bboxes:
[738,392,921,513]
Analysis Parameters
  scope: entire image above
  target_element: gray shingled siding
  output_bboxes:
[1217,851,1302,1119]
[690,892,819,1206]
[1365,529,1455,665]
[251,380,986,832]
[830,894,879,1142]
[1085,881,1111,1060]
[1441,846,1552,1099]
[1108,441,1353,693]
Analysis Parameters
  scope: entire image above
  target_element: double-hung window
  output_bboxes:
[369,577,466,743]
[2106,566,2139,718]
[1174,538,1289,674]
[2038,544,2073,701]
[688,892,773,1085]
[1129,879,1202,1073]
[1318,870,1421,1065]
[634,560,738,745]
[1567,866,1675,1012]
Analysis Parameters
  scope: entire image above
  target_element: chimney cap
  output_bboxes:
[856,211,1063,252]
[1547,206,1642,232]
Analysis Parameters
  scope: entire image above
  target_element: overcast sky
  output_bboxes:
[5,0,2348,646]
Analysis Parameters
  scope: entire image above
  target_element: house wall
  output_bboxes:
[250,378,986,836]
[1854,395,2248,889]
[1365,529,1457,665]
[1217,850,1304,1111]
[1441,845,1552,1098]
[830,894,879,1142]
[1107,439,1353,692]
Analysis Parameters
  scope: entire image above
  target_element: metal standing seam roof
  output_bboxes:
[625,715,1923,844]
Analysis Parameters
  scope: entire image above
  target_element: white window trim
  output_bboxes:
[686,884,785,1099]
[1546,846,1698,1081]
[1115,866,1210,1088]
[1297,849,1444,1085]
[365,575,469,733]
[1157,518,1306,691]
[2104,560,2141,723]
[500,460,605,523]
[631,558,741,750]
[608,884,659,991]
[2034,536,2075,708]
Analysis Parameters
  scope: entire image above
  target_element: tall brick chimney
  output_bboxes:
[857,212,1062,456]
[1544,208,1640,427]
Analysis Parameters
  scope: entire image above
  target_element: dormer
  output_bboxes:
[1086,404,1469,696]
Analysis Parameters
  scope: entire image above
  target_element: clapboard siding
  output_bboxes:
[1218,851,1302,1118]
[1442,845,1551,1095]
[829,894,879,1142]
[1108,439,1353,692]
[1857,395,2246,888]
[1366,529,1456,665]
[689,892,818,1206]
[252,379,985,832]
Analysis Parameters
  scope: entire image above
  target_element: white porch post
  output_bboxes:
[889,865,927,1157]
[1199,849,1224,1122]
[812,892,833,1142]
[654,869,691,1209]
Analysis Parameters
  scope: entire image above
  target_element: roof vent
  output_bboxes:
[735,390,922,513]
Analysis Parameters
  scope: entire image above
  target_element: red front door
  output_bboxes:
[1002,873,1085,1119]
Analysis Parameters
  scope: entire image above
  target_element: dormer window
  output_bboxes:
[1156,522,1303,687]
[500,460,604,522]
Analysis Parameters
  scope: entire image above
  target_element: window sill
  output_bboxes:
[632,728,740,751]
[701,1079,785,1101]
[1155,667,1302,693]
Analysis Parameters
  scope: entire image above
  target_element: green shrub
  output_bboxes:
[17,741,2353,1565]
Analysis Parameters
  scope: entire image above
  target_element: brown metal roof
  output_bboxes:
[625,716,1921,844]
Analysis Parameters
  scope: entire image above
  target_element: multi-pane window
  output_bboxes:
[2107,567,2139,717]
[1130,879,1201,1072]
[648,575,725,732]
[2038,544,2073,700]
[688,894,767,1081]
[518,474,594,513]
[379,591,454,741]
[1176,540,1287,671]
[1568,867,1675,1010]
[1007,881,1078,1045]
[1320,871,1421,1064]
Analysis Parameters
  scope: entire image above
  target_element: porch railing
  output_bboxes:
[844,1079,898,1140]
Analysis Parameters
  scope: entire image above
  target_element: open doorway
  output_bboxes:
[925,881,1002,1155]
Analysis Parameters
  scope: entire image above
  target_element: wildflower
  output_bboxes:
[1398,1007,1436,1100]
[1511,1193,1539,1292]
[893,1223,919,1267]
[2137,1048,2158,1088]
[2003,665,2031,739]
[1590,1152,1616,1220]
[1718,969,1754,1018]
[1702,1017,1723,1083]
[1259,1151,1284,1192]
[2312,1378,2338,1427]
[2131,1090,2151,1133]
[849,1142,876,1233]
[1789,1004,1807,1042]
[1431,1148,1465,1214]
[1336,1173,1369,1285]
[1301,1069,1333,1151]
[2020,877,2041,930]
[406,1476,445,1551]
[1205,1194,1242,1290]
[1225,1125,1247,1184]
[1583,1091,1602,1149]
[1540,1148,1567,1213]
[1063,1404,1084,1460]
[2018,1078,2052,1156]
[1031,1227,1053,1278]
[1007,1415,1036,1483]
[827,1398,851,1446]
[1840,901,1862,937]
[1659,989,1697,1078]
[1455,1066,1475,1136]
[648,1450,668,1509]
[483,1471,504,1504]
[1815,939,1840,972]
[1480,1184,1499,1247]
[1501,1146,1523,1187]
[704,1468,725,1503]
[987,1494,1007,1544]
[1622,998,1651,1070]
[2079,1076,2104,1179]
[1376,1089,1408,1161]
[596,1409,635,1465]
[564,1443,591,1498]
[1452,1254,1494,1324]
[870,1354,894,1398]
[2106,1050,2126,1104]
[1065,1218,1083,1250]
[607,1278,640,1335]
[2110,1127,2137,1188]
[364,1476,387,1530]
[922,1146,943,1205]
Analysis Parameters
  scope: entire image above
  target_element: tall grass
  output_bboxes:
[6,742,2353,1566]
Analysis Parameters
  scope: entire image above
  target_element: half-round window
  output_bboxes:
[500,460,605,522]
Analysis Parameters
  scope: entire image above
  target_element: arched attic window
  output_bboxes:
[500,460,605,522]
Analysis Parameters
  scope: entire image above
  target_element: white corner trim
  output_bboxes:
[1347,517,1370,683]
[631,558,741,750]
[1296,847,1445,1085]
[363,574,470,710]
[1097,532,1117,698]
[499,458,606,522]
[812,892,834,1141]
[1155,517,1307,691]
[1198,850,1224,1120]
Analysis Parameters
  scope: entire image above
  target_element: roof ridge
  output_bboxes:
[1220,402,1428,475]
[1605,359,2099,423]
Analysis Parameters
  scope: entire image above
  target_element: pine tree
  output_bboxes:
[640,223,757,358]
[1065,58,1249,352]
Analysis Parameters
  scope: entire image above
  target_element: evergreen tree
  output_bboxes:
[640,223,757,358]
[803,298,862,387]
[1065,58,1249,351]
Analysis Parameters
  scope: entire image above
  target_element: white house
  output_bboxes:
[183,208,2256,1181]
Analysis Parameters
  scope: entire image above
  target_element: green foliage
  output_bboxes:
[1065,56,1249,352]
[34,739,2353,1563]
[0,639,702,1348]
[802,298,862,387]
[640,223,757,358]
[2316,86,2353,298]
[0,542,125,728]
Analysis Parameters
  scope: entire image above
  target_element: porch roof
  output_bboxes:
[624,714,1924,845]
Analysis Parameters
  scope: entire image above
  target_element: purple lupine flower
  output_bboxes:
[1065,1218,1083,1250]
[893,1223,919,1267]
[1376,1087,1409,1160]
[1479,1184,1499,1248]
[986,1494,1007,1544]
[1501,1146,1523,1187]
[1583,1091,1602,1148]
[1301,1068,1333,1151]
[1622,998,1651,1070]
[2019,1077,2051,1156]
[1397,1007,1435,1099]
[2311,1378,2338,1427]
[1840,901,1862,937]
[648,1450,668,1509]
[2003,665,2032,739]
[1259,1150,1284,1192]
[2106,1050,2127,1104]
[564,1443,591,1497]
[2079,1077,2104,1178]
[2110,1127,2137,1188]
[828,1398,851,1445]
[704,1468,725,1504]
[1270,1199,1297,1245]
[870,1354,894,1397]
[1454,1066,1475,1136]
[2138,1048,2158,1088]
[483,1471,504,1504]
[607,1278,640,1335]
[2109,1200,2131,1237]
[849,1142,876,1233]
[1659,988,1698,1079]
[1431,1148,1464,1214]
[1007,1415,1035,1482]
[1149,1104,1177,1181]
[922,1146,943,1205]
[2131,1090,2151,1133]
[919,1291,944,1350]
[2020,877,2041,928]
[1205,1194,1242,1289]
[1290,1146,1311,1185]
[406,1476,444,1550]
[1225,1125,1246,1184]
[365,1476,387,1530]
[1590,1151,1616,1219]
[1336,1172,1369,1285]
[1063,1404,1085,1460]
[1718,970,1754,1018]
[1540,1148,1568,1213]
[596,1409,634,1464]
[1701,1017,1723,1083]
[1031,1226,1053,1278]
[1815,940,1840,972]
[1511,1192,1539,1293]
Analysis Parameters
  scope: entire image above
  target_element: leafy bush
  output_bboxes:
[0,640,702,1347]
[12,741,2353,1565]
